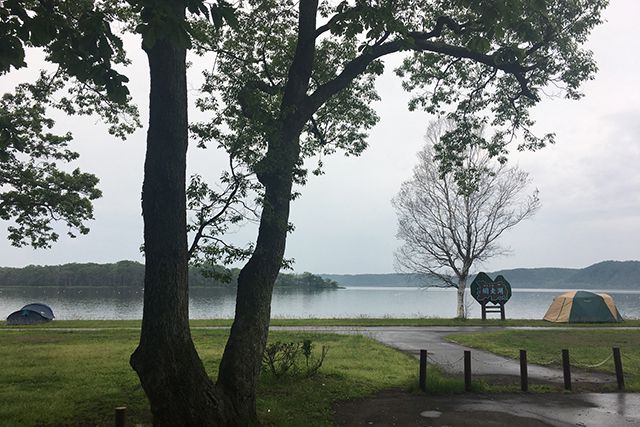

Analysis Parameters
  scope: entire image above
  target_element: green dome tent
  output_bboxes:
[543,291,623,323]
[6,303,55,325]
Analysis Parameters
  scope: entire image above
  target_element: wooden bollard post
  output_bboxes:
[464,350,471,392]
[520,350,528,392]
[562,349,572,391]
[613,347,625,391]
[115,406,126,427]
[419,349,427,392]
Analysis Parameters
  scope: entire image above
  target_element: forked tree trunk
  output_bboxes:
[132,2,316,425]
[129,7,229,425]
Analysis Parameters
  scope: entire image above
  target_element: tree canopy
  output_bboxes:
[0,0,609,251]
[1,1,610,425]
[1,0,138,247]
[193,0,608,181]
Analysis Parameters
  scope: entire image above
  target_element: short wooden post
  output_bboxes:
[500,303,505,320]
[419,349,427,392]
[464,350,472,392]
[613,347,625,391]
[562,349,571,391]
[520,350,528,392]
[481,303,487,320]
[115,406,127,427]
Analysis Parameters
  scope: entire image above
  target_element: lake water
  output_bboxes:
[2,286,640,320]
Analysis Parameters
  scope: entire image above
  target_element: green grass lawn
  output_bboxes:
[447,329,640,391]
[2,320,637,425]
[0,328,462,427]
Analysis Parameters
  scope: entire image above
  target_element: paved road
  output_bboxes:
[335,390,640,427]
[427,393,640,427]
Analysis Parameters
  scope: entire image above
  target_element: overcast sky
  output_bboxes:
[1,1,638,274]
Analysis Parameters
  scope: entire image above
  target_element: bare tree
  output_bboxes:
[393,120,540,318]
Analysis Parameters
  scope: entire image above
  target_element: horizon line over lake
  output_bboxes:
[2,286,639,321]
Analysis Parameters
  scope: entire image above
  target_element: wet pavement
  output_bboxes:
[334,390,640,426]
[429,393,640,426]
[361,327,616,385]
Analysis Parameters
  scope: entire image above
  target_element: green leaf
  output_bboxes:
[219,4,238,28]
[468,36,491,53]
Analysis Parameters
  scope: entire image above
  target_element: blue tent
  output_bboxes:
[6,303,55,325]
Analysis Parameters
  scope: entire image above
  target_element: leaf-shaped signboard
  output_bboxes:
[471,273,512,305]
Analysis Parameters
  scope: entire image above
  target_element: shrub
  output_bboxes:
[262,340,328,378]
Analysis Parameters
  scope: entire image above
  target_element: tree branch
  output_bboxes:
[306,21,539,120]
[188,157,245,258]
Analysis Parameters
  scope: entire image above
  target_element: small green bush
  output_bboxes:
[262,339,328,378]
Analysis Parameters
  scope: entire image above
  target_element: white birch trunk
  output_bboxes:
[456,278,467,318]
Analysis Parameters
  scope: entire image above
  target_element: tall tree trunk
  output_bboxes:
[456,277,467,318]
[217,128,298,425]
[129,4,228,425]
[216,2,317,422]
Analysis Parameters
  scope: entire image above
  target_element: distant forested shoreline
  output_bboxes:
[322,260,640,290]
[0,261,339,289]
[2,260,638,290]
